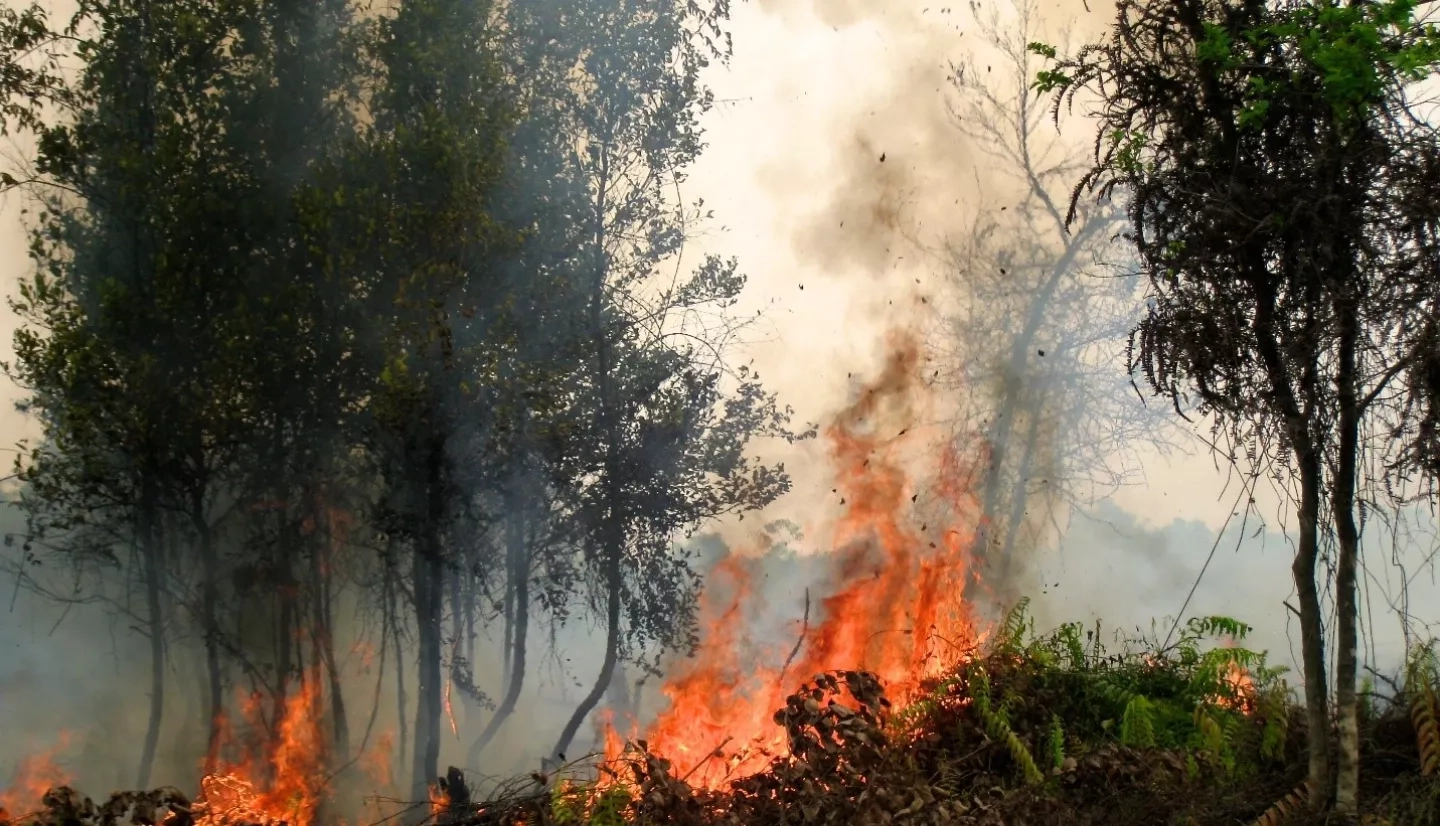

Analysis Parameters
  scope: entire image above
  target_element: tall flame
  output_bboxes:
[199,672,331,826]
[612,334,987,788]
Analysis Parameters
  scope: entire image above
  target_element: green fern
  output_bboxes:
[996,598,1033,655]
[549,782,583,824]
[1056,622,1088,669]
[588,786,633,826]
[1120,695,1157,747]
[1048,714,1066,771]
[970,666,1045,785]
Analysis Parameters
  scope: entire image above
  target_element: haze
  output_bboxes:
[2,0,1437,800]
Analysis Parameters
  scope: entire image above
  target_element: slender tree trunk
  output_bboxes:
[387,566,409,782]
[970,236,1088,590]
[467,498,529,766]
[136,478,166,790]
[996,371,1050,578]
[275,534,296,754]
[554,150,624,763]
[1254,288,1332,809]
[313,500,350,765]
[1294,444,1332,808]
[552,535,621,761]
[1332,305,1363,814]
[501,562,515,689]
[188,500,225,773]
[411,438,446,804]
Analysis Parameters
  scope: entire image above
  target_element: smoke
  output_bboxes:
[3,0,1440,806]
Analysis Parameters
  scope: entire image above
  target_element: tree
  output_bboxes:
[1039,0,1440,812]
[935,0,1172,593]
[482,0,811,763]
[4,0,369,788]
[3,0,290,785]
[316,0,515,799]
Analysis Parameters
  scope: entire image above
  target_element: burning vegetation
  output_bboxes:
[5,337,1439,823]
[9,606,1437,826]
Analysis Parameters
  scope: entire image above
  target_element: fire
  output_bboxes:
[1212,636,1257,713]
[612,334,987,788]
[1218,660,1257,712]
[198,671,331,826]
[0,734,73,821]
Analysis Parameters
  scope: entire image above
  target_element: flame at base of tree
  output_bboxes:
[608,334,991,789]
[196,671,333,826]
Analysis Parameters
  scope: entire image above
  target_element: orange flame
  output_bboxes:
[611,334,987,788]
[199,672,330,826]
[0,733,73,821]
[1215,637,1258,712]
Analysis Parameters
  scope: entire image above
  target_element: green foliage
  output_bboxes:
[548,782,634,826]
[1047,713,1067,772]
[969,664,1046,785]
[892,602,1291,784]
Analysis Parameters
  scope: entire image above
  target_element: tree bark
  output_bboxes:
[1294,443,1332,808]
[136,478,166,791]
[411,437,446,804]
[552,535,621,761]
[313,499,350,765]
[1332,301,1363,814]
[188,498,224,774]
[467,498,529,767]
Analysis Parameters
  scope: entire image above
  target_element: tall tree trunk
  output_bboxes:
[411,439,446,804]
[554,150,625,763]
[501,561,515,689]
[1294,444,1332,808]
[1254,289,1331,809]
[386,565,409,783]
[136,478,166,790]
[274,529,296,756]
[467,497,530,766]
[1332,304,1362,814]
[994,393,1046,588]
[313,500,350,765]
[186,486,225,774]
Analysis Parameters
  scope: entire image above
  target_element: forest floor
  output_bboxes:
[7,606,1438,826]
[445,608,1440,826]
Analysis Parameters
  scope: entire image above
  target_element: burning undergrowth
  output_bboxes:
[605,332,990,789]
[425,613,1435,826]
[11,617,1439,826]
[6,331,1438,826]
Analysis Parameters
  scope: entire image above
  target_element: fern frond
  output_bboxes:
[1120,695,1156,748]
[1187,616,1253,642]
[1048,713,1066,771]
[976,703,1045,785]
[1249,781,1310,826]
[969,665,1043,785]
[997,598,1032,654]
[1407,642,1440,777]
[1411,673,1439,777]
